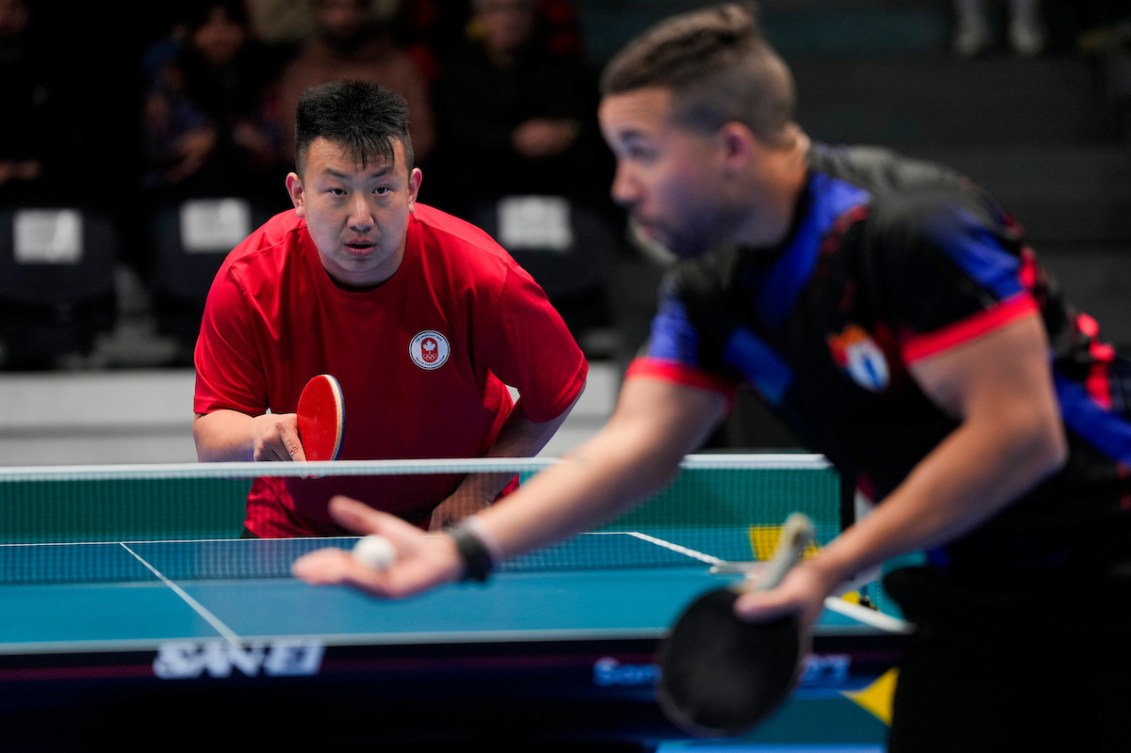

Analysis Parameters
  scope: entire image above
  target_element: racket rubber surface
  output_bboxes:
[297,374,345,461]
[658,588,802,737]
[656,512,815,737]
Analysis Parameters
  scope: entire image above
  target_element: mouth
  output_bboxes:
[344,240,376,256]
[629,216,661,242]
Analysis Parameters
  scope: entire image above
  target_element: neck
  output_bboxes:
[741,127,810,248]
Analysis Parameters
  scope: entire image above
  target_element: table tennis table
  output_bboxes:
[0,530,907,752]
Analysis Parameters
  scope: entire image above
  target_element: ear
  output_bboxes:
[407,167,423,212]
[285,172,305,217]
[716,121,757,173]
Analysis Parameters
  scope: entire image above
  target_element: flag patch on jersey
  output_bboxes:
[827,324,890,391]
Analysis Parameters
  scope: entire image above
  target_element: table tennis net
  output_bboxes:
[0,454,843,585]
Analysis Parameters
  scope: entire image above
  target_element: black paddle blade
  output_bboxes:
[657,587,802,737]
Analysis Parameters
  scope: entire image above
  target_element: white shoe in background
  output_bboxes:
[954,16,993,58]
[1009,0,1047,56]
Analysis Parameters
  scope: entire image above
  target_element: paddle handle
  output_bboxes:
[747,512,815,593]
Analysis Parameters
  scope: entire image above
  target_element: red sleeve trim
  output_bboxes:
[903,293,1038,364]
[625,357,739,402]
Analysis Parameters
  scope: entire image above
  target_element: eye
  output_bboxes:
[625,144,657,162]
[372,185,392,196]
[327,187,347,196]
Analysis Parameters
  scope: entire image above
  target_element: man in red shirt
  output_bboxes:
[193,79,587,537]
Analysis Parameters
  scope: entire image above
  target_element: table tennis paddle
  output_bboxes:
[296,374,345,461]
[656,512,816,737]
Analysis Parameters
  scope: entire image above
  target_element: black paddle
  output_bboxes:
[657,512,816,737]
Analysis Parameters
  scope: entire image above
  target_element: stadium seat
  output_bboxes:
[147,196,281,359]
[0,202,119,369]
[470,194,616,354]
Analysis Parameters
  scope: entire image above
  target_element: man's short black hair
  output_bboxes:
[294,79,415,175]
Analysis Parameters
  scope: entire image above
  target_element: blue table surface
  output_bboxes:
[0,534,890,654]
[0,535,908,751]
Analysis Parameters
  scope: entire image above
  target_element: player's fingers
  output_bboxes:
[291,548,352,584]
[733,586,804,623]
[427,503,457,531]
[282,415,306,462]
[292,548,403,597]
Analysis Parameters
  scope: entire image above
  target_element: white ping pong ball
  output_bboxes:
[353,534,397,570]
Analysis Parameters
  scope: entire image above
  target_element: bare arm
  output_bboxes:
[193,409,307,462]
[293,376,731,594]
[426,391,584,528]
[737,313,1068,628]
[481,378,728,556]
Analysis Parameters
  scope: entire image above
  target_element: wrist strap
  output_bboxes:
[445,521,495,583]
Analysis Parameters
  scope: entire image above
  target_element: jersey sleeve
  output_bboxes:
[193,264,268,416]
[630,274,742,401]
[483,264,588,423]
[871,192,1040,364]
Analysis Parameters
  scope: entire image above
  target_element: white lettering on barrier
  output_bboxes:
[152,640,324,679]
[593,657,660,687]
[590,653,854,691]
[799,653,851,687]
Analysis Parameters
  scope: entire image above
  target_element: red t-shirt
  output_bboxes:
[194,204,588,536]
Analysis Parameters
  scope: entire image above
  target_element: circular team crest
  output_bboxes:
[409,330,450,370]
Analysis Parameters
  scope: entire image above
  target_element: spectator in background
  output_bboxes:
[429,0,620,354]
[139,0,286,204]
[273,0,436,168]
[953,0,1047,58]
[429,0,605,215]
[1073,0,1131,54]
[0,0,90,201]
[390,0,585,88]
[245,0,398,52]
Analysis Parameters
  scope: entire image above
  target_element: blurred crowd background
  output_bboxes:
[2,0,1130,374]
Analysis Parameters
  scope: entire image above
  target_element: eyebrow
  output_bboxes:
[615,130,653,147]
[322,163,397,180]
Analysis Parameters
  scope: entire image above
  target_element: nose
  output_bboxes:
[348,194,374,231]
[609,162,638,208]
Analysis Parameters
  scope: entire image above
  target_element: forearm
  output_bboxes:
[476,427,681,560]
[475,381,725,561]
[812,412,1066,592]
[810,313,1069,591]
[193,410,264,462]
[448,395,582,504]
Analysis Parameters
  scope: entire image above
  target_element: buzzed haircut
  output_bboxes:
[294,79,415,175]
[599,2,795,145]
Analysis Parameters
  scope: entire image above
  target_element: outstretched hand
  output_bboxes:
[291,496,464,598]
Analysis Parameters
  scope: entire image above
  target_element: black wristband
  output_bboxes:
[445,522,495,583]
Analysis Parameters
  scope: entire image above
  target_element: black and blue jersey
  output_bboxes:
[630,142,1131,583]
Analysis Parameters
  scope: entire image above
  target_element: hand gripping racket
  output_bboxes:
[657,512,816,737]
[296,374,345,461]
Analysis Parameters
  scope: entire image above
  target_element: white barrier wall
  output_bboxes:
[0,364,621,467]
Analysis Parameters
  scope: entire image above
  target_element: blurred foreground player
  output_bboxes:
[295,6,1131,751]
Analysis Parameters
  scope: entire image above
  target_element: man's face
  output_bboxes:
[598,87,733,259]
[315,0,369,45]
[477,0,536,55]
[192,7,247,67]
[287,136,422,288]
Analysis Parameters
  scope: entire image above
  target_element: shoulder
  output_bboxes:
[808,142,968,195]
[808,142,1006,248]
[218,209,307,280]
[410,204,513,265]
